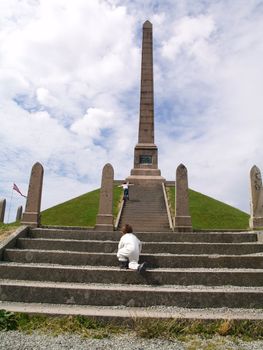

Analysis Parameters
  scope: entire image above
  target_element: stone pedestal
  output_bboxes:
[95,163,114,231]
[174,164,193,232]
[249,216,263,229]
[0,199,6,223]
[21,162,44,227]
[249,165,263,229]
[16,206,23,221]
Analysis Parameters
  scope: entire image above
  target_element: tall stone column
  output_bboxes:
[249,165,263,229]
[95,163,114,231]
[21,162,44,227]
[0,199,6,223]
[16,205,23,221]
[174,164,193,232]
[129,21,163,181]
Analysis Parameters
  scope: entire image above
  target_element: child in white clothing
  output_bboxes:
[117,224,147,273]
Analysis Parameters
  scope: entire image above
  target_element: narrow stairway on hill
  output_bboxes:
[118,182,171,232]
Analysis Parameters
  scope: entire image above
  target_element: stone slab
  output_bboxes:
[0,198,6,223]
[0,226,28,260]
[174,164,193,232]
[16,238,263,255]
[1,264,263,287]
[30,228,258,243]
[1,302,263,322]
[1,280,263,308]
[5,249,263,269]
[95,164,114,231]
[21,162,44,227]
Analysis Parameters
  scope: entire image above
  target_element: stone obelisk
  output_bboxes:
[128,21,164,182]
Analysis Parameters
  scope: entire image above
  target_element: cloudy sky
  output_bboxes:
[1,0,263,222]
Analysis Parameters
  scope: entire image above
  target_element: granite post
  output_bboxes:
[0,199,6,223]
[21,162,44,227]
[95,163,114,231]
[16,205,23,221]
[249,165,263,229]
[129,20,164,182]
[174,164,193,232]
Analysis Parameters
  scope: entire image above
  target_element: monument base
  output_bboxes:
[126,175,165,184]
[130,168,161,176]
[21,212,40,227]
[95,214,114,231]
[129,142,164,183]
[174,216,193,232]
[249,217,263,230]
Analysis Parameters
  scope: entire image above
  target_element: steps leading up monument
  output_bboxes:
[1,226,263,319]
[118,183,170,232]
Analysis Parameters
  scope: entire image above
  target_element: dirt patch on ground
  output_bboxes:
[0,226,20,243]
[0,230,13,242]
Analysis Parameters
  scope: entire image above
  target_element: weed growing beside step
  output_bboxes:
[0,310,18,331]
[0,311,263,341]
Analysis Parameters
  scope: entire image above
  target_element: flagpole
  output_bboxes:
[7,186,14,224]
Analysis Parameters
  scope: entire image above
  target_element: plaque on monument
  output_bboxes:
[139,155,152,164]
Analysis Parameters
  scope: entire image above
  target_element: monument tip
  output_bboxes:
[250,165,259,174]
[143,20,152,28]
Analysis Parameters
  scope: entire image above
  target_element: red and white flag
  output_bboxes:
[13,183,27,198]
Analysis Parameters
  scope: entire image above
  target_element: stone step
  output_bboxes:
[1,263,263,286]
[16,238,263,255]
[119,183,170,232]
[1,279,263,308]
[118,225,171,231]
[119,218,169,223]
[29,229,258,243]
[1,301,263,321]
[119,213,168,218]
[118,223,170,228]
[4,249,263,268]
[121,203,166,209]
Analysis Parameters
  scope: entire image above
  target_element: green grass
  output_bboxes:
[1,311,263,341]
[41,186,122,227]
[167,187,249,230]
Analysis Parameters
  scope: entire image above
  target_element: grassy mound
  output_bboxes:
[41,186,122,227]
[167,187,249,230]
[41,185,249,230]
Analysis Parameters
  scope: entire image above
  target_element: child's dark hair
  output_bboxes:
[122,224,133,234]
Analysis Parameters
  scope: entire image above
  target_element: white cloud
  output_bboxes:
[71,108,116,139]
[162,15,216,61]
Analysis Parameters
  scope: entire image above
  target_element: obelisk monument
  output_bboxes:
[128,21,164,182]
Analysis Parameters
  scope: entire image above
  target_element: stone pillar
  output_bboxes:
[16,206,23,221]
[174,164,193,232]
[21,162,44,227]
[129,21,163,181]
[0,199,6,223]
[249,165,263,229]
[95,163,114,231]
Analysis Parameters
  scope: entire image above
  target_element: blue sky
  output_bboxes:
[1,0,263,222]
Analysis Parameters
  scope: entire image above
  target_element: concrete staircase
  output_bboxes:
[118,183,170,231]
[1,226,263,320]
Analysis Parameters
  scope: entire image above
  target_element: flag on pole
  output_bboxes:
[13,183,27,198]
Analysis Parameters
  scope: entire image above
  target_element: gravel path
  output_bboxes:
[1,331,263,350]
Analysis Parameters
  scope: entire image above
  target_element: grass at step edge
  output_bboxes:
[0,310,262,340]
